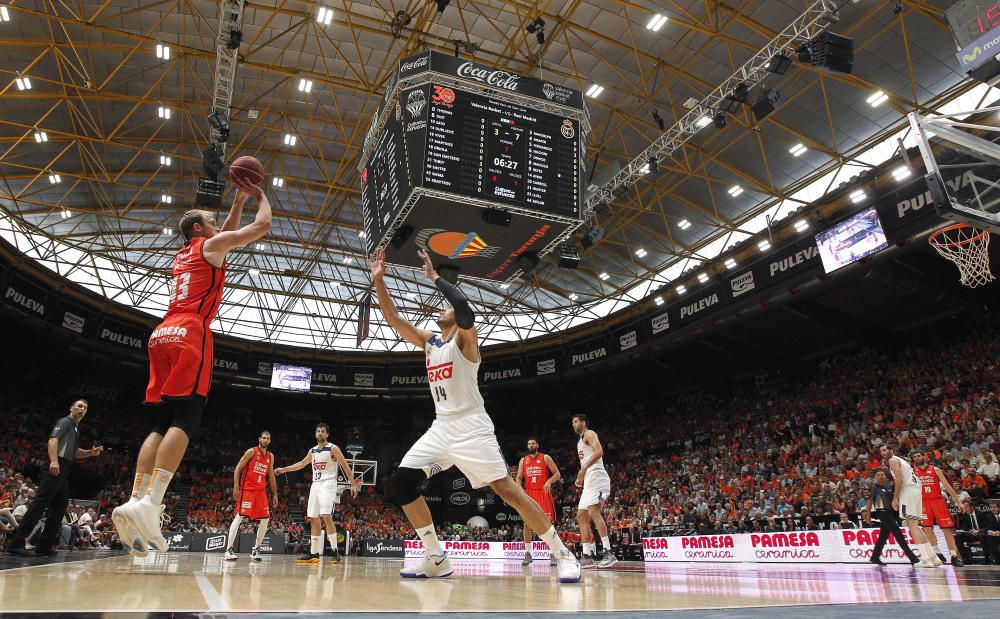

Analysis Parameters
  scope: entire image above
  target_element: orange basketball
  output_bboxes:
[229,156,265,187]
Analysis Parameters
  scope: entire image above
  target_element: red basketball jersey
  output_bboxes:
[914,465,943,500]
[165,236,226,321]
[240,447,273,491]
[521,453,550,492]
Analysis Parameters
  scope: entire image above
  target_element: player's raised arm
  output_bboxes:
[219,188,248,232]
[232,448,255,501]
[331,445,362,497]
[203,186,272,263]
[371,247,433,348]
[417,249,478,360]
[274,451,312,475]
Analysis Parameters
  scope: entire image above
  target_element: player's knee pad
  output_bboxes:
[390,467,426,506]
[150,405,173,436]
[169,397,205,435]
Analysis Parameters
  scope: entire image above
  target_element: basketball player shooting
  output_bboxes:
[112,165,272,557]
[274,423,361,564]
[880,443,941,568]
[516,438,561,565]
[371,248,581,582]
[573,414,616,569]
[224,431,278,561]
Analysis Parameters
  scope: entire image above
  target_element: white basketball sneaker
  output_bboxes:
[224,549,238,561]
[931,555,944,567]
[556,549,582,583]
[915,559,937,568]
[130,496,169,553]
[112,501,147,558]
[400,553,453,578]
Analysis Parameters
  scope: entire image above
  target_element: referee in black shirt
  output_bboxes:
[866,468,920,565]
[7,399,103,557]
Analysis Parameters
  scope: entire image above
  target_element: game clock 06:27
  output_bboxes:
[422,84,580,219]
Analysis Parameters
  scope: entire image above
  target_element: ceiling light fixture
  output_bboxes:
[675,285,686,294]
[0,7,10,21]
[758,239,771,251]
[162,227,174,236]
[678,219,691,230]
[849,189,867,203]
[60,209,71,219]
[697,273,709,283]
[599,272,609,281]
[569,293,578,301]
[162,194,172,204]
[272,177,284,187]
[160,154,171,166]
[655,296,664,305]
[789,143,807,156]
[48,173,61,184]
[725,258,737,270]
[866,90,888,107]
[14,75,31,90]
[158,106,171,119]
[155,43,170,60]
[585,84,604,98]
[298,78,313,93]
[695,115,712,128]
[34,130,47,143]
[317,7,334,25]
[635,248,647,258]
[728,185,744,197]
[646,13,668,31]
[891,166,911,182]
[794,219,810,232]
[284,133,297,146]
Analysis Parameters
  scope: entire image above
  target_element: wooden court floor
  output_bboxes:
[1,551,1000,615]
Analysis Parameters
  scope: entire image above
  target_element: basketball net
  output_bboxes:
[928,223,995,288]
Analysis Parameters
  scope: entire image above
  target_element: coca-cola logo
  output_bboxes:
[456,62,520,92]
[400,56,429,73]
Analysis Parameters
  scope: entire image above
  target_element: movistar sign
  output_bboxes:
[957,29,1000,73]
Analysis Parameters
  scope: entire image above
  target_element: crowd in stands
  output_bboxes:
[2,326,1000,557]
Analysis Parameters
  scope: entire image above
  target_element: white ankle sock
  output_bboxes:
[584,542,595,557]
[131,473,151,500]
[255,519,268,548]
[227,515,243,551]
[147,468,173,505]
[327,530,338,553]
[416,525,443,556]
[539,527,566,554]
[601,536,611,552]
[310,535,322,555]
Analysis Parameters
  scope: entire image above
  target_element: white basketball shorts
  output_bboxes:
[898,484,924,521]
[307,479,337,518]
[399,411,509,489]
[578,475,612,511]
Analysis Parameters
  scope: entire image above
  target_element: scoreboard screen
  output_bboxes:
[946,0,1000,47]
[422,85,580,218]
[361,114,411,254]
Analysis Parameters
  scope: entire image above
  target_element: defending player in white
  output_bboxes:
[371,248,581,582]
[573,414,616,568]
[880,443,941,568]
[275,423,361,564]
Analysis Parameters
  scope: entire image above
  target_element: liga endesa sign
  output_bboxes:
[642,528,949,563]
[404,539,551,560]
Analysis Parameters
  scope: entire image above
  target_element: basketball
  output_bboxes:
[229,156,265,187]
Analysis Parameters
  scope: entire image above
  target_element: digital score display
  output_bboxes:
[946,0,1000,47]
[361,115,411,254]
[422,85,580,218]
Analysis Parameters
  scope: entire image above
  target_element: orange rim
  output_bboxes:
[928,223,990,248]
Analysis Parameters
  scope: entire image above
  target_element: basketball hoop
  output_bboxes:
[928,223,995,288]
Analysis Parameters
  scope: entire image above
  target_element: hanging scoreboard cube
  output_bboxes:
[359,52,590,282]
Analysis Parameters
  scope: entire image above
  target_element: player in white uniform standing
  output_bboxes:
[572,414,615,568]
[275,423,360,564]
[371,248,581,583]
[879,443,941,568]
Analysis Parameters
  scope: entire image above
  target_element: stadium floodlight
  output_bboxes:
[697,272,709,283]
[158,106,171,119]
[599,272,609,281]
[635,248,647,258]
[160,154,171,166]
[284,133,297,146]
[866,90,888,107]
[586,84,604,98]
[646,13,668,32]
[728,185,744,197]
[758,240,771,252]
[794,219,810,232]
[161,194,172,204]
[654,296,664,305]
[298,78,313,93]
[163,227,174,235]
[725,257,737,270]
[789,142,807,156]
[317,7,334,25]
[569,293,578,301]
[272,177,284,187]
[156,43,170,60]
[14,75,31,90]
[60,209,71,219]
[695,115,712,128]
[676,285,687,294]
[678,219,692,230]
[48,173,61,184]
[849,189,867,203]
[34,130,47,143]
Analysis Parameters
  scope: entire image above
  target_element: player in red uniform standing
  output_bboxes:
[913,451,964,566]
[224,431,279,561]
[112,183,272,556]
[516,438,561,565]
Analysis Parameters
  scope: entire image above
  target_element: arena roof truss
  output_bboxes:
[0,1,996,351]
